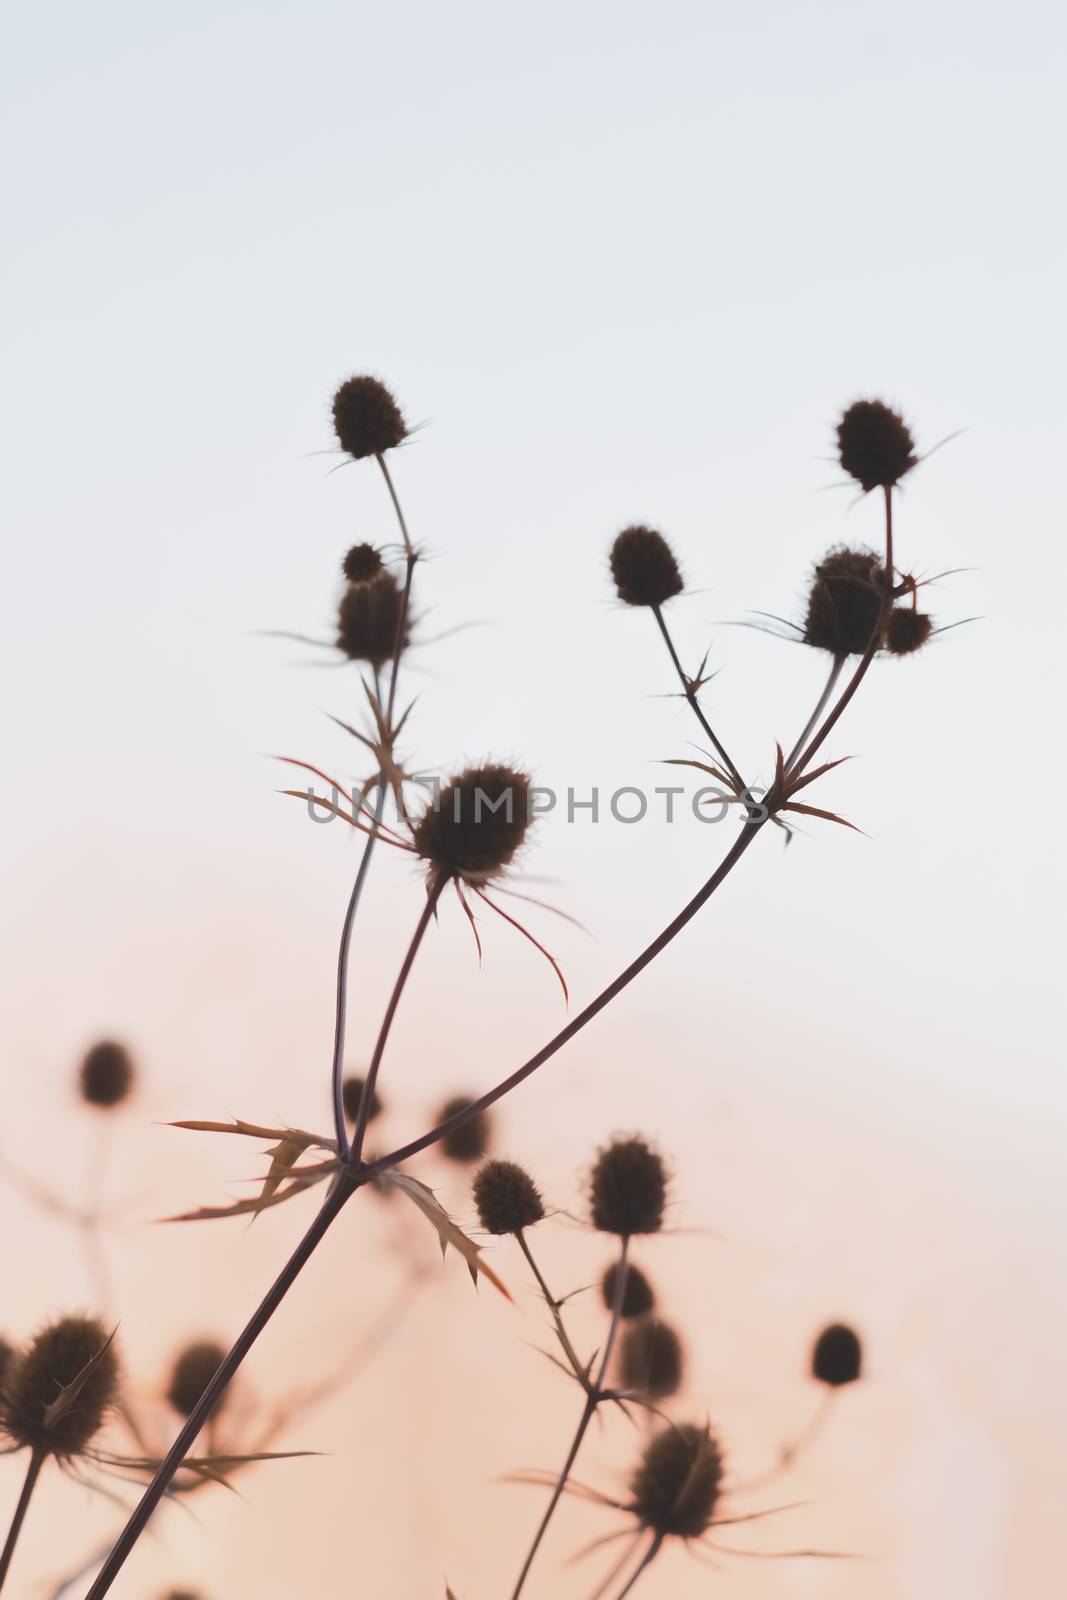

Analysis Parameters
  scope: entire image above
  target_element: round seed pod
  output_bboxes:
[332,376,407,460]
[629,1421,723,1539]
[336,570,409,667]
[610,525,684,608]
[4,1316,119,1458]
[619,1317,684,1400]
[78,1040,134,1109]
[885,607,933,656]
[341,1075,383,1126]
[590,1137,667,1237]
[472,1159,545,1235]
[166,1340,227,1419]
[437,1094,492,1163]
[342,542,384,586]
[811,1322,862,1387]
[803,546,887,656]
[600,1260,655,1319]
[413,764,532,885]
[837,399,916,493]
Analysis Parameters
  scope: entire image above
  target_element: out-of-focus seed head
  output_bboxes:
[837,400,916,493]
[332,376,407,460]
[629,1421,723,1539]
[472,1159,545,1235]
[162,1592,205,1600]
[342,542,384,586]
[341,1074,383,1126]
[812,1322,863,1387]
[438,1094,492,1163]
[4,1316,119,1458]
[885,607,933,656]
[601,1260,655,1318]
[78,1040,134,1109]
[619,1317,684,1399]
[590,1137,667,1237]
[166,1340,227,1419]
[336,570,410,667]
[412,764,532,885]
[803,546,887,657]
[610,525,684,608]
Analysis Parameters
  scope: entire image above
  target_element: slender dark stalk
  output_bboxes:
[377,454,414,555]
[783,656,844,778]
[331,780,388,1154]
[611,1533,663,1599]
[0,1449,45,1593]
[517,1232,588,1389]
[651,605,745,794]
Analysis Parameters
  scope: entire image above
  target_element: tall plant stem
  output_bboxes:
[517,1232,587,1388]
[0,1449,45,1593]
[651,605,745,794]
[783,655,845,778]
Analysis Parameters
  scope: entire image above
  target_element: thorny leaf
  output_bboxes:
[164,1120,341,1223]
[781,801,864,834]
[379,1170,513,1301]
[43,1328,118,1432]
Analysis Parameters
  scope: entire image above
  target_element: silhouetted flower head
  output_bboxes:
[610,525,684,608]
[438,1095,492,1163]
[413,764,532,885]
[629,1421,723,1539]
[837,400,916,493]
[811,1322,862,1387]
[79,1040,134,1109]
[803,546,886,656]
[4,1316,119,1458]
[885,607,933,656]
[342,542,384,586]
[619,1317,684,1399]
[332,376,407,460]
[590,1137,667,1237]
[472,1159,545,1235]
[166,1340,227,1419]
[341,1074,383,1125]
[336,570,410,666]
[601,1260,655,1318]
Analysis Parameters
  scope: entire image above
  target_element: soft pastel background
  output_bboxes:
[2,2,1065,1596]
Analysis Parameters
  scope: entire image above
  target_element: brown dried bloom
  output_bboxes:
[4,1316,119,1458]
[413,764,532,885]
[590,1136,667,1237]
[629,1421,724,1539]
[811,1322,862,1387]
[837,399,916,493]
[79,1039,134,1109]
[610,525,684,608]
[342,1074,383,1126]
[601,1260,655,1318]
[332,376,407,460]
[438,1094,492,1163]
[885,607,933,655]
[166,1341,227,1419]
[472,1159,545,1235]
[342,542,384,585]
[336,570,410,666]
[803,546,887,656]
[619,1317,684,1399]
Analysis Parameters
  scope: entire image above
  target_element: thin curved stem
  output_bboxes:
[611,1533,663,1599]
[0,1448,45,1593]
[331,779,388,1153]
[783,656,844,778]
[517,1232,588,1389]
[651,605,745,794]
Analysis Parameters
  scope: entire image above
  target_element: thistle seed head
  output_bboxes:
[412,764,532,885]
[4,1316,119,1458]
[837,399,916,493]
[336,570,410,666]
[590,1136,667,1237]
[803,546,887,656]
[811,1322,862,1387]
[601,1260,655,1318]
[166,1340,227,1418]
[629,1421,724,1539]
[79,1039,134,1109]
[619,1317,684,1399]
[341,1074,383,1125]
[472,1159,545,1235]
[885,607,933,655]
[342,542,384,586]
[437,1094,492,1163]
[332,376,407,460]
[610,525,684,608]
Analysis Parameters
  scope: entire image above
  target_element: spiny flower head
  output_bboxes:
[336,569,410,666]
[166,1340,227,1418]
[837,399,916,493]
[79,1039,135,1109]
[590,1136,667,1237]
[342,542,384,586]
[803,546,887,657]
[812,1322,862,1387]
[610,525,684,608]
[601,1260,655,1318]
[3,1316,119,1458]
[885,607,933,655]
[438,1094,492,1163]
[342,1074,383,1125]
[413,764,532,885]
[472,1159,545,1235]
[619,1317,684,1399]
[332,375,407,460]
[629,1421,724,1539]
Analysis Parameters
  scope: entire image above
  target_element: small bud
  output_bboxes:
[610,525,684,608]
[4,1316,119,1458]
[336,570,410,666]
[600,1260,655,1318]
[413,764,532,885]
[885,607,933,656]
[629,1421,723,1539]
[803,546,887,657]
[811,1322,862,1387]
[342,542,384,586]
[332,375,407,460]
[619,1317,684,1399]
[166,1340,228,1419]
[437,1094,492,1163]
[837,399,916,493]
[78,1040,134,1109]
[590,1136,667,1237]
[341,1075,383,1126]
[472,1159,545,1235]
